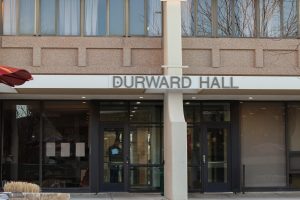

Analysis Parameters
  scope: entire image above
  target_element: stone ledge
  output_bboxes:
[9,193,70,200]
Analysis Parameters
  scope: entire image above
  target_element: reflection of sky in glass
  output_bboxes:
[16,105,31,119]
[283,0,297,36]
[19,0,35,34]
[181,0,194,36]
[147,0,162,36]
[130,0,145,35]
[218,0,233,36]
[260,0,280,37]
[235,0,255,37]
[84,0,107,36]
[41,0,56,35]
[197,0,212,36]
[109,0,124,35]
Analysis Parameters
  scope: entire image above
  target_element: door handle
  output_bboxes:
[202,155,206,165]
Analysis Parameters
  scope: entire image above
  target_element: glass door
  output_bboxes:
[101,125,128,191]
[203,125,230,192]
[188,124,231,192]
[187,126,203,191]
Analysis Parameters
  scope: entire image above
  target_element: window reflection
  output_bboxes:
[85,0,106,36]
[235,0,255,37]
[197,0,212,36]
[283,0,297,36]
[218,0,234,36]
[42,102,89,188]
[130,127,161,165]
[288,103,300,188]
[2,102,40,184]
[109,0,125,35]
[181,0,195,36]
[260,0,281,37]
[129,0,145,35]
[19,0,35,34]
[129,126,161,190]
[41,0,56,35]
[147,0,162,36]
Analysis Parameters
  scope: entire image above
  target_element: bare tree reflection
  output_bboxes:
[181,0,297,37]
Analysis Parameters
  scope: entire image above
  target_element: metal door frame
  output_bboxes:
[99,123,129,192]
[200,122,231,192]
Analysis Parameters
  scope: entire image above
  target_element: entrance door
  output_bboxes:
[100,125,129,191]
[188,124,231,192]
[203,125,230,192]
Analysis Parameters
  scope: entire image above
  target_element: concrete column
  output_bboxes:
[162,0,185,75]
[164,92,187,200]
[162,0,188,200]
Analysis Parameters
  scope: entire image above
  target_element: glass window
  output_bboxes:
[184,106,195,123]
[197,0,212,36]
[187,127,202,189]
[130,126,161,165]
[129,126,161,190]
[129,104,161,123]
[42,102,89,188]
[3,0,17,35]
[182,0,195,36]
[147,0,162,36]
[218,0,234,36]
[260,0,281,37]
[58,0,81,35]
[41,0,56,35]
[234,0,255,37]
[202,103,230,122]
[130,166,161,190]
[85,0,106,36]
[19,0,35,34]
[100,102,128,122]
[109,0,125,35]
[129,0,145,35]
[2,102,40,184]
[283,0,297,37]
[288,103,300,152]
[241,102,286,187]
[287,103,300,189]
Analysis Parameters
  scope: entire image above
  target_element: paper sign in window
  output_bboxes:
[76,143,85,157]
[61,143,70,157]
[46,142,55,157]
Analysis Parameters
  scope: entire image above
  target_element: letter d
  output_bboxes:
[113,76,122,88]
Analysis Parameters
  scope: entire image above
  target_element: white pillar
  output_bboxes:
[164,93,187,200]
[162,0,188,200]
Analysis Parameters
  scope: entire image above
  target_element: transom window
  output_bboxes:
[1,0,162,36]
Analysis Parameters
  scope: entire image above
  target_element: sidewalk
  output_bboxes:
[71,192,300,200]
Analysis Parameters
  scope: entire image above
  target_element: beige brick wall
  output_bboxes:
[1,36,300,76]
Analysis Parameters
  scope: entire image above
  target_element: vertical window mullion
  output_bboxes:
[231,0,235,36]
[280,0,284,37]
[80,0,84,36]
[211,0,217,37]
[56,0,59,35]
[194,0,197,36]
[107,0,110,35]
[297,0,300,37]
[0,0,3,35]
[16,0,20,35]
[35,0,40,35]
[255,0,260,37]
[144,0,147,36]
[125,0,128,36]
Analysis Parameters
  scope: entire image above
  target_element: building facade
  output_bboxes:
[0,0,300,199]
